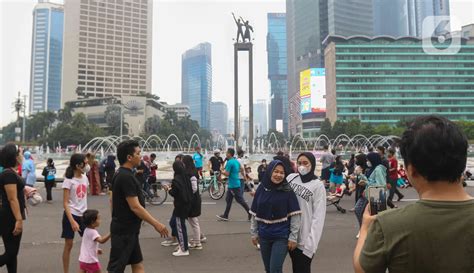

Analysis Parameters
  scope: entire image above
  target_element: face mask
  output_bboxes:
[82,164,91,174]
[298,166,310,176]
[367,161,372,168]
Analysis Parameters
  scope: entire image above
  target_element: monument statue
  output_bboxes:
[232,12,244,43]
[240,16,254,43]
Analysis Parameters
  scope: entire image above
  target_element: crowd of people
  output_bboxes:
[0,115,473,273]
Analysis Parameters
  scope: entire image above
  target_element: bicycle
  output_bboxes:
[142,180,168,205]
[199,171,226,200]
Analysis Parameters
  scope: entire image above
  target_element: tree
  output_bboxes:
[346,119,362,137]
[373,124,394,136]
[144,115,161,135]
[360,123,375,136]
[58,104,73,123]
[331,120,347,139]
[266,129,285,148]
[164,111,178,126]
[25,111,57,141]
[319,118,332,137]
[47,113,105,146]
[104,105,128,136]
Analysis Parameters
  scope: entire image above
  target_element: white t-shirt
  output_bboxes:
[79,227,100,264]
[62,175,89,216]
[237,158,245,179]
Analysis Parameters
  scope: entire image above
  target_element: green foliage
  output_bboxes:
[0,109,105,147]
[104,105,129,136]
[314,119,474,140]
[142,113,212,146]
[46,113,106,146]
[265,129,286,147]
[319,118,332,137]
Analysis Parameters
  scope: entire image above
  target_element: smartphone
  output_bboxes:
[367,186,388,216]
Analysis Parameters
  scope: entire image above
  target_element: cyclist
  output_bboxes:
[208,149,224,181]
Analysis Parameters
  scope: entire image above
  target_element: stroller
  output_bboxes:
[327,182,348,214]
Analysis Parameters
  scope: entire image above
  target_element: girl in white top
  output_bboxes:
[62,153,90,273]
[286,152,326,273]
[78,209,110,273]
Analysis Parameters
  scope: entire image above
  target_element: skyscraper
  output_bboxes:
[181,42,212,130]
[62,0,153,104]
[286,0,374,136]
[267,13,288,135]
[210,102,228,135]
[253,100,268,137]
[374,0,450,37]
[29,0,64,114]
[328,0,374,37]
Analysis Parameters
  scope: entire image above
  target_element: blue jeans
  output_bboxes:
[259,238,288,273]
[223,188,250,218]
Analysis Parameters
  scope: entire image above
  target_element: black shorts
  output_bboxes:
[61,211,85,239]
[321,167,331,180]
[107,233,143,272]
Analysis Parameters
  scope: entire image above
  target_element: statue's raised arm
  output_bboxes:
[232,12,238,24]
[232,12,244,42]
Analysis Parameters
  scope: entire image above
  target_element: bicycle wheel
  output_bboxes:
[148,183,168,205]
[208,180,226,200]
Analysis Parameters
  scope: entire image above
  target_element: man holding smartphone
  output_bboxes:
[354,116,474,273]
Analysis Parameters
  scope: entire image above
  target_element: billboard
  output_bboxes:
[300,68,326,114]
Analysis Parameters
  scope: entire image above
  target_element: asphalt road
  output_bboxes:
[2,185,473,273]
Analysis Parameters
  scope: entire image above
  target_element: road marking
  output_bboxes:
[399,199,419,202]
[162,202,216,205]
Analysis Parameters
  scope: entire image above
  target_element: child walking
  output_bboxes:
[62,153,89,273]
[79,209,110,273]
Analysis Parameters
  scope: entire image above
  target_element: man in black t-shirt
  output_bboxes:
[108,140,169,273]
[208,150,224,176]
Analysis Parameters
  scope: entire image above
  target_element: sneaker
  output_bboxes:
[256,243,260,250]
[200,234,207,243]
[161,239,178,247]
[248,213,252,222]
[172,248,190,257]
[356,232,360,239]
[397,194,404,202]
[216,215,229,221]
[349,207,355,212]
[189,243,203,250]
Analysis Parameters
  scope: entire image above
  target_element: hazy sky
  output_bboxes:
[1,0,473,128]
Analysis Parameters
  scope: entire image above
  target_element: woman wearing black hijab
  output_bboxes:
[167,161,193,257]
[354,152,388,232]
[285,152,326,273]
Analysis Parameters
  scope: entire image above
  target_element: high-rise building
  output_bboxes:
[210,102,228,135]
[181,42,212,130]
[374,0,410,37]
[286,0,300,136]
[253,100,268,137]
[324,35,474,125]
[29,0,64,114]
[328,0,374,37]
[416,0,450,37]
[62,0,153,105]
[286,0,374,136]
[374,0,451,37]
[267,13,288,135]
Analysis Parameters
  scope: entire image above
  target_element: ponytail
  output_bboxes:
[65,166,74,179]
[65,153,86,179]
